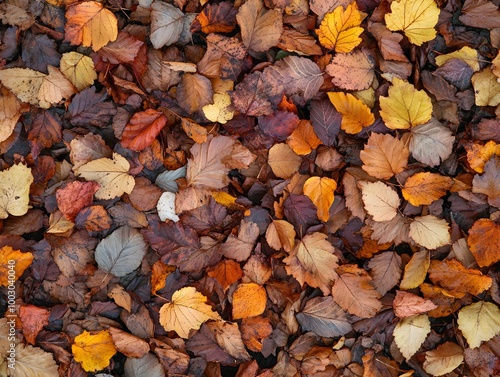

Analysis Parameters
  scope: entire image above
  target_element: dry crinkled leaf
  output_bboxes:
[236,0,283,52]
[385,0,440,46]
[56,181,99,222]
[472,156,500,208]
[394,314,431,360]
[159,286,222,338]
[435,46,480,72]
[360,181,400,222]
[327,92,374,134]
[423,342,464,376]
[468,218,500,267]
[380,78,433,129]
[303,176,337,222]
[108,327,149,358]
[326,48,375,91]
[368,251,402,296]
[428,259,492,296]
[471,68,500,106]
[0,246,33,286]
[64,1,118,51]
[287,120,322,156]
[0,164,33,219]
[95,226,147,277]
[402,172,454,206]
[72,330,117,372]
[99,31,143,64]
[360,133,409,179]
[316,3,364,53]
[0,0,35,30]
[265,219,296,252]
[400,249,430,290]
[59,52,97,91]
[409,215,451,249]
[191,1,237,34]
[457,301,500,348]
[74,152,135,200]
[343,172,366,221]
[232,283,267,319]
[150,1,184,49]
[409,119,455,167]
[332,264,382,318]
[393,291,437,318]
[177,73,213,114]
[283,232,339,295]
[268,143,302,179]
[11,344,59,377]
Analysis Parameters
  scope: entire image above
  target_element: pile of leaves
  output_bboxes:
[1,0,500,375]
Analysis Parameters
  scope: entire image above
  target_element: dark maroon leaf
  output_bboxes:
[230,72,274,116]
[258,110,300,141]
[421,70,457,102]
[283,194,320,232]
[310,99,341,147]
[435,58,473,90]
[27,110,62,159]
[66,86,117,127]
[21,32,60,73]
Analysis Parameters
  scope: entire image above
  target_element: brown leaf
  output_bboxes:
[240,317,273,352]
[191,2,237,34]
[459,0,500,29]
[472,156,500,208]
[74,205,112,233]
[468,218,500,267]
[368,251,402,296]
[176,73,213,114]
[360,133,409,179]
[393,290,438,318]
[19,305,50,345]
[99,31,143,64]
[230,72,274,116]
[326,48,375,91]
[278,28,323,56]
[221,219,259,262]
[108,327,149,358]
[56,181,100,222]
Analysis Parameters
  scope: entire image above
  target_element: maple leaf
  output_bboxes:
[394,314,431,360]
[72,330,117,372]
[316,3,364,53]
[360,133,409,179]
[64,1,118,51]
[303,176,337,222]
[159,286,222,338]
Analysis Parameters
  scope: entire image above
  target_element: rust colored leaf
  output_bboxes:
[468,218,500,267]
[56,181,99,222]
[191,2,237,34]
[121,109,168,152]
[19,305,50,345]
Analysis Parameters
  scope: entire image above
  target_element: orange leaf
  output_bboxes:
[192,2,237,34]
[265,219,296,253]
[468,218,500,267]
[303,176,337,222]
[0,246,33,286]
[428,259,492,296]
[327,92,375,134]
[72,330,117,372]
[121,109,168,152]
[360,133,409,179]
[240,316,273,352]
[402,172,454,206]
[287,120,322,156]
[19,305,50,345]
[268,143,302,179]
[464,140,500,173]
[232,283,267,319]
[400,249,430,290]
[150,260,176,295]
[207,259,243,292]
[181,118,208,144]
[64,1,118,51]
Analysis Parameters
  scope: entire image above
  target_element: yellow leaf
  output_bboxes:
[464,140,500,173]
[0,164,34,219]
[327,92,374,134]
[423,342,464,377]
[379,78,433,129]
[181,118,208,144]
[202,92,234,124]
[0,67,46,106]
[360,133,409,179]
[402,172,454,206]
[73,152,135,200]
[385,0,440,46]
[265,219,296,252]
[72,330,117,372]
[360,181,400,222]
[435,46,480,72]
[64,1,118,51]
[394,314,431,360]
[457,301,500,348]
[159,286,221,338]
[287,120,322,155]
[409,215,450,249]
[60,52,97,91]
[232,283,267,319]
[268,143,302,179]
[303,176,337,222]
[0,246,33,286]
[316,3,364,53]
[211,191,245,211]
[400,249,430,290]
[471,68,500,106]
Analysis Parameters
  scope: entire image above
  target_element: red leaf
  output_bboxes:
[121,109,168,151]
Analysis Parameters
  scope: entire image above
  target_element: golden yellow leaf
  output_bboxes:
[202,92,234,124]
[316,3,364,53]
[458,301,500,348]
[0,67,46,106]
[327,92,375,134]
[211,191,245,211]
[268,143,302,179]
[232,283,267,319]
[0,246,33,286]
[379,78,433,129]
[64,1,118,51]
[360,181,400,222]
[394,314,431,360]
[409,215,451,249]
[385,0,440,46]
[72,330,117,372]
[303,176,337,222]
[400,249,430,290]
[471,68,500,106]
[73,152,135,200]
[360,133,409,179]
[60,52,97,91]
[464,140,500,173]
[435,46,480,72]
[287,120,322,155]
[402,172,454,206]
[265,219,296,252]
[159,286,221,338]
[0,163,34,219]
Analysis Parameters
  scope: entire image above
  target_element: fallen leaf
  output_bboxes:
[221,219,259,262]
[409,119,455,167]
[409,215,451,249]
[240,316,273,352]
[327,92,375,134]
[124,353,165,377]
[207,259,243,292]
[0,85,22,143]
[278,28,323,56]
[435,46,480,72]
[458,301,500,348]
[402,172,454,206]
[150,260,176,294]
[464,140,500,173]
[108,327,149,358]
[310,99,342,146]
[394,314,431,360]
[268,143,302,179]
[202,92,234,124]
[149,1,184,49]
[0,246,33,286]
[19,305,50,345]
[316,3,364,53]
[471,68,500,106]
[459,0,500,29]
[400,249,430,290]
[468,218,500,267]
[0,1,35,30]
[121,109,168,152]
[159,286,222,338]
[99,31,143,64]
[176,73,213,114]
[191,1,237,34]
[385,0,440,45]
[326,48,375,90]
[360,181,400,222]
[265,219,296,253]
[287,120,322,156]
[393,291,437,318]
[232,283,267,319]
[11,344,59,377]
[72,330,117,372]
[423,342,464,377]
[379,78,433,129]
[56,181,99,222]
[472,156,500,208]
[360,133,409,179]
[368,251,402,296]
[0,164,33,219]
[59,51,97,91]
[303,176,337,222]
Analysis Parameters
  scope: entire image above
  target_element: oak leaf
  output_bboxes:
[72,330,117,372]
[468,218,500,267]
[121,109,168,152]
[232,283,267,319]
[316,3,364,53]
[360,133,409,179]
[327,92,375,134]
[402,172,454,206]
[0,164,33,219]
[59,52,97,91]
[303,176,337,222]
[409,215,451,249]
[393,291,437,318]
[159,286,222,338]
[380,78,433,129]
[423,342,464,377]
[64,1,118,51]
[150,1,183,49]
[394,314,431,360]
[283,232,339,295]
[458,301,500,348]
[0,246,33,286]
[360,181,400,222]
[385,0,440,45]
